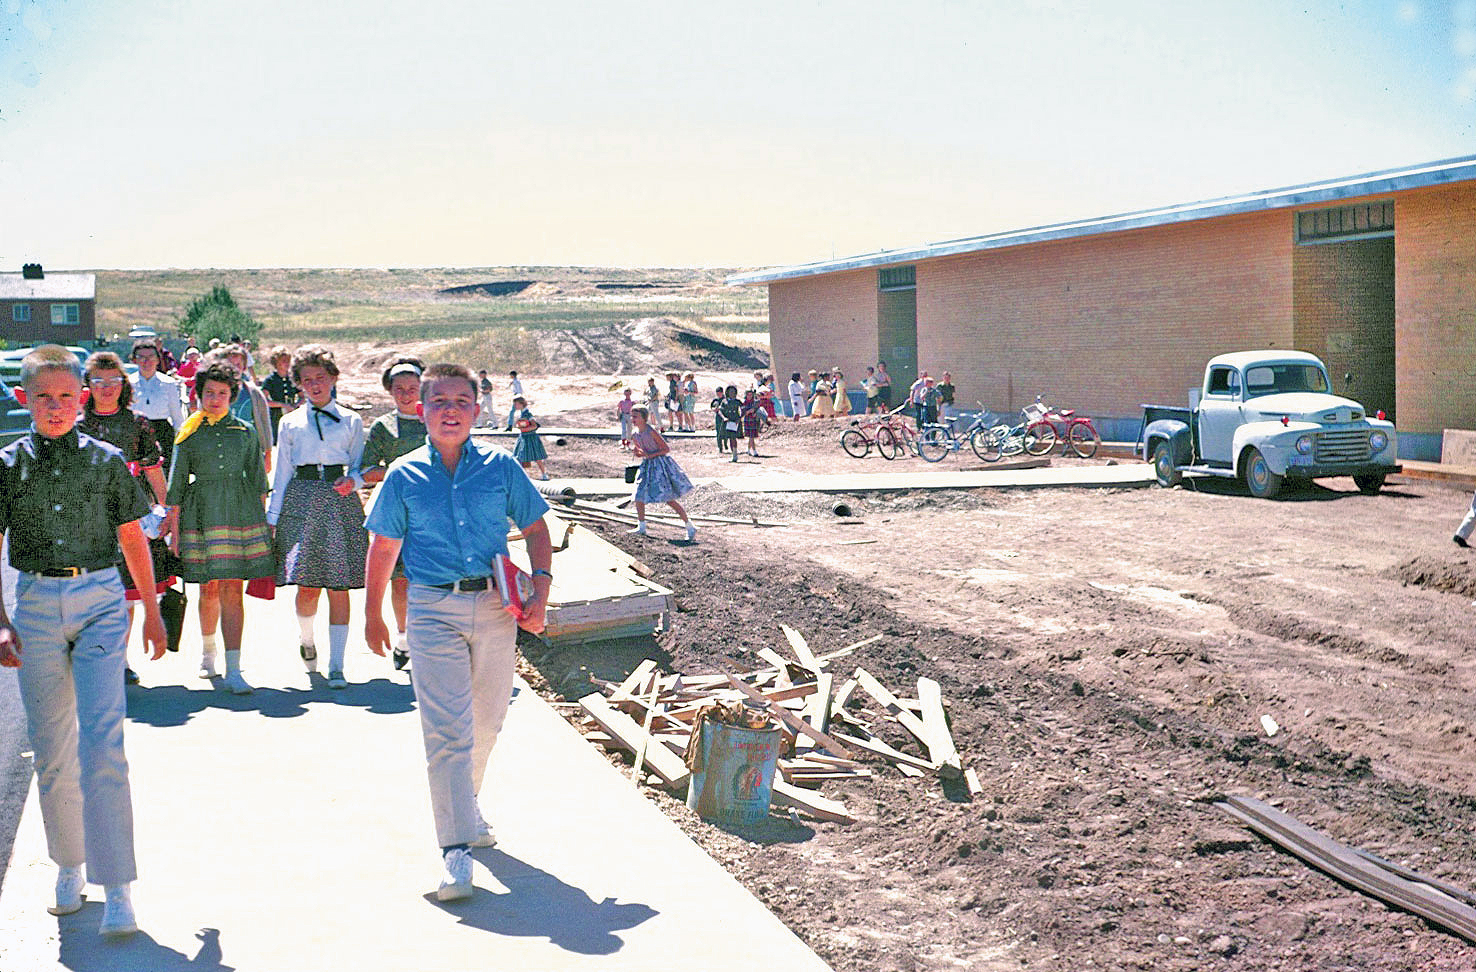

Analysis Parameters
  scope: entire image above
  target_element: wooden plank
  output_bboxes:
[607,660,659,706]
[1218,795,1476,944]
[770,780,856,824]
[630,682,660,784]
[816,633,883,664]
[854,667,935,753]
[756,648,794,684]
[897,763,926,778]
[779,622,823,673]
[724,673,855,758]
[805,673,834,736]
[831,731,941,774]
[578,693,690,789]
[831,678,858,716]
[917,677,963,778]
[965,768,984,797]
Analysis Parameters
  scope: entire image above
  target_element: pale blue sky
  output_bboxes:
[1,0,1472,270]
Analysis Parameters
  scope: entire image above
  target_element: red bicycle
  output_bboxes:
[1026,396,1101,458]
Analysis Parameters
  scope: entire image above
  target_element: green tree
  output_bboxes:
[178,285,261,346]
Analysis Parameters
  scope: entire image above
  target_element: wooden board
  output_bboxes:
[780,622,823,673]
[832,731,940,774]
[770,780,856,825]
[854,668,936,755]
[724,673,855,758]
[917,677,964,778]
[578,693,691,789]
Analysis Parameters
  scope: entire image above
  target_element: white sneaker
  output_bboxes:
[199,653,218,679]
[626,523,646,535]
[98,885,137,937]
[224,671,254,695]
[685,523,697,542]
[470,813,497,848]
[48,865,84,916]
[436,848,474,901]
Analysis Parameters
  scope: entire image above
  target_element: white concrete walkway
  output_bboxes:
[0,588,832,972]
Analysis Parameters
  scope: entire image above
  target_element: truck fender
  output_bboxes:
[1231,421,1312,477]
[1142,418,1191,466]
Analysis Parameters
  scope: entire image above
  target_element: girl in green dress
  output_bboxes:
[166,361,274,695]
[362,357,426,670]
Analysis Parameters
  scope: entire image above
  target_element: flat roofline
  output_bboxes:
[726,154,1476,286]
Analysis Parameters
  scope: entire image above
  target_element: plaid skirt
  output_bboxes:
[633,455,693,504]
[273,478,368,589]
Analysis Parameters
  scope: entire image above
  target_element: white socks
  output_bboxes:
[328,623,348,673]
[225,649,241,677]
[201,633,219,659]
[297,613,316,648]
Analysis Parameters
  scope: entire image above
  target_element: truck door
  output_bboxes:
[1197,365,1241,466]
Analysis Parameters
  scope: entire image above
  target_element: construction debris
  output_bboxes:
[569,625,971,825]
[1217,794,1476,944]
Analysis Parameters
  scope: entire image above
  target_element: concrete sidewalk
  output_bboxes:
[0,588,832,972]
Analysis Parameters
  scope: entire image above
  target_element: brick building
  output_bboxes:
[729,156,1476,458]
[0,264,97,346]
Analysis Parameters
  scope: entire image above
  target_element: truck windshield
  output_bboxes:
[1243,364,1329,398]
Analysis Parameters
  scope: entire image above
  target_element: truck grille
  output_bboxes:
[1314,430,1371,464]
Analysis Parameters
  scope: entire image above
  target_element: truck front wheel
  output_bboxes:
[1152,443,1182,488]
[1244,448,1282,499]
[1354,473,1386,495]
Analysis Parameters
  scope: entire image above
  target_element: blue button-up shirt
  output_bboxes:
[363,437,550,586]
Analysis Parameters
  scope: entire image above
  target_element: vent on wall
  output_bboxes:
[878,265,916,291]
[1296,202,1394,244]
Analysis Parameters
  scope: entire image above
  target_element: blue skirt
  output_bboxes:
[634,455,693,504]
[513,432,547,462]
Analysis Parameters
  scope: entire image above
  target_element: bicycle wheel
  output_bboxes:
[917,425,951,463]
[1067,421,1100,458]
[999,426,1026,457]
[970,425,1002,462]
[1024,421,1057,456]
[876,426,900,460]
[840,428,870,459]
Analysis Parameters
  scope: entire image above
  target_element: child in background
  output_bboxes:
[168,360,275,695]
[740,389,763,458]
[626,406,696,541]
[788,372,807,422]
[511,395,549,480]
[716,385,743,462]
[261,346,299,442]
[270,345,367,690]
[617,388,635,449]
[361,357,427,671]
[78,352,175,687]
[680,373,698,432]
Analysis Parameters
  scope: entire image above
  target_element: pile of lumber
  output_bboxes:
[570,624,977,826]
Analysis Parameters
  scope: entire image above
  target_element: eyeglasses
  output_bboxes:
[88,377,126,387]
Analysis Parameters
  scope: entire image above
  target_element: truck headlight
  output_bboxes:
[1369,430,1388,452]
[1296,435,1313,455]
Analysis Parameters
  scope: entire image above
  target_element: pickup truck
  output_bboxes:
[1139,350,1399,498]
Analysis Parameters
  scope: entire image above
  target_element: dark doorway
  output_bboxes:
[1292,209,1396,419]
[878,267,918,395]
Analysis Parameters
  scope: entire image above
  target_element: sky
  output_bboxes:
[1,0,1473,271]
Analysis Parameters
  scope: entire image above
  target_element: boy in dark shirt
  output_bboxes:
[0,345,167,938]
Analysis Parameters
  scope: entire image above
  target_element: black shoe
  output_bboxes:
[124,667,140,686]
[392,648,410,671]
[300,643,318,670]
[1455,535,1469,548]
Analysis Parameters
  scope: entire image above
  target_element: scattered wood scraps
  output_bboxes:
[570,625,974,825]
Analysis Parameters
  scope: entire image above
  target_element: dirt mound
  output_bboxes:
[1384,553,1476,597]
[438,280,535,296]
[534,317,768,375]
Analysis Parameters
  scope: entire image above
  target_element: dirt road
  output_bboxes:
[519,419,1476,971]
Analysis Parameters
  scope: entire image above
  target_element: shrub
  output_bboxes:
[179,286,260,345]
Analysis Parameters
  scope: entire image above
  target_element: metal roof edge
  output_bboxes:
[725,155,1476,287]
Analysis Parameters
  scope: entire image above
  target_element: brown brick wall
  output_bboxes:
[914,211,1295,418]
[1395,183,1476,436]
[0,299,97,345]
[1292,237,1395,419]
[768,269,878,389]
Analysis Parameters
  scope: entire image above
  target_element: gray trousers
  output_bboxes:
[406,583,517,848]
[1459,492,1476,540]
[13,568,137,886]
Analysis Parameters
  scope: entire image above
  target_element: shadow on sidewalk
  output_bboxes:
[58,917,233,971]
[126,677,415,728]
[430,848,657,955]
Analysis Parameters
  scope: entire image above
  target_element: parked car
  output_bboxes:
[0,376,29,446]
[1139,350,1399,498]
[0,345,90,384]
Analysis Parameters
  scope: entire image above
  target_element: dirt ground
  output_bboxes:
[502,414,1476,972]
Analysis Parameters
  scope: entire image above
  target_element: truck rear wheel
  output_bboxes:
[1244,448,1282,499]
[1152,443,1181,488]
[1354,473,1386,495]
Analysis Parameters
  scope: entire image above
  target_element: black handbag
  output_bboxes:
[159,583,187,653]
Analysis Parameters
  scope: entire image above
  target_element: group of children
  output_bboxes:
[618,374,774,460]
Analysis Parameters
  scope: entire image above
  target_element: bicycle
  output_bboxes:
[876,415,954,463]
[1027,395,1101,458]
[839,412,902,458]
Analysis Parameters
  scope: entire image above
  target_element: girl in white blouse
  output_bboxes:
[268,345,367,689]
